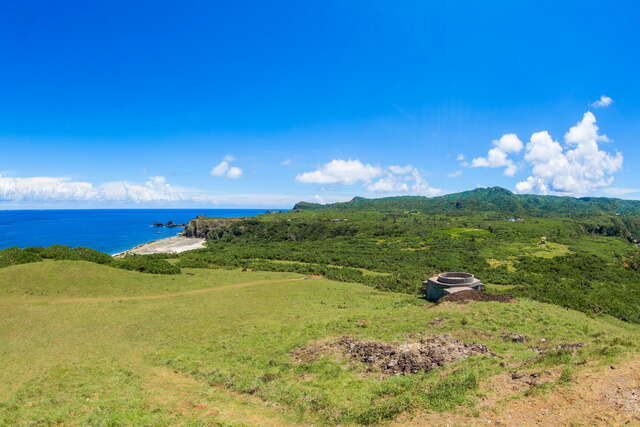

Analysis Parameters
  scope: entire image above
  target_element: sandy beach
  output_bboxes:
[113,235,206,257]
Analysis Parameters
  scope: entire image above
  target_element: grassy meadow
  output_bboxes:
[2,260,639,425]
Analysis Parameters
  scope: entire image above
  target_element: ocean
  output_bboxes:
[0,209,282,255]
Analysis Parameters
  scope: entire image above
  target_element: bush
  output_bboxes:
[32,245,113,264]
[0,247,43,268]
[112,256,181,274]
[0,246,181,275]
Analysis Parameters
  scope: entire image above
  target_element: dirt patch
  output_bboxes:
[392,356,640,426]
[146,367,296,426]
[293,334,495,376]
[439,290,515,304]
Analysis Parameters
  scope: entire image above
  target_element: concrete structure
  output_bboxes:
[424,272,484,302]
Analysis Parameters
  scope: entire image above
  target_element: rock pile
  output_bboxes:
[334,334,495,376]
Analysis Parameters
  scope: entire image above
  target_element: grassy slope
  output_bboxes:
[0,260,298,297]
[1,261,639,425]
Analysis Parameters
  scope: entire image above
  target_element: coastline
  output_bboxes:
[112,235,206,257]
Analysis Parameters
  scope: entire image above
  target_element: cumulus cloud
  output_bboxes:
[225,166,243,179]
[466,111,623,196]
[388,165,415,175]
[591,95,613,108]
[0,175,183,202]
[599,187,640,198]
[515,112,623,194]
[0,173,340,208]
[295,159,383,185]
[296,160,441,196]
[471,133,523,176]
[494,134,524,153]
[366,175,409,192]
[211,155,243,179]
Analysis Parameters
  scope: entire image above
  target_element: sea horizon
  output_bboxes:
[0,209,285,255]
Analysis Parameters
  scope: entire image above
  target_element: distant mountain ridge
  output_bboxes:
[293,187,640,217]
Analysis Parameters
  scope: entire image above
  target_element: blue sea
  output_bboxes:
[0,209,282,255]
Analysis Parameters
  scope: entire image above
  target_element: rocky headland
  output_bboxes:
[182,216,244,239]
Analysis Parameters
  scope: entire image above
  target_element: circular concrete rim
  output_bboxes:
[437,272,475,284]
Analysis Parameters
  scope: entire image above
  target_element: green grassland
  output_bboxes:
[3,188,640,424]
[0,261,639,425]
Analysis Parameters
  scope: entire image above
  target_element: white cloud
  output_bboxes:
[0,175,183,202]
[470,133,523,176]
[465,111,624,196]
[494,133,524,153]
[297,160,442,197]
[471,148,517,176]
[599,187,640,198]
[295,159,383,185]
[456,154,469,167]
[211,155,243,179]
[591,95,613,108]
[0,173,352,208]
[367,175,409,192]
[226,166,243,179]
[281,159,292,166]
[211,161,230,176]
[388,165,414,175]
[515,112,623,194]
[408,167,442,196]
[448,170,462,178]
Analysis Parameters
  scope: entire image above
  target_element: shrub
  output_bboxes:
[35,245,113,264]
[112,256,180,274]
[0,247,43,267]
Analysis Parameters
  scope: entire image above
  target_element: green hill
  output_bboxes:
[293,187,640,217]
[1,260,639,425]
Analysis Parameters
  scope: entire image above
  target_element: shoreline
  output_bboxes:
[112,235,206,257]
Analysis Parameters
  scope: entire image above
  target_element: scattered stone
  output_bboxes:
[511,371,525,380]
[356,319,370,328]
[438,290,515,304]
[291,334,495,376]
[428,317,448,327]
[335,334,495,376]
[502,333,527,343]
[557,343,585,352]
[259,373,278,383]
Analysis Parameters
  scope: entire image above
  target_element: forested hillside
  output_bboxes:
[294,187,640,218]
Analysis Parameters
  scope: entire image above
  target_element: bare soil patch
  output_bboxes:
[439,290,514,304]
[392,356,640,426]
[292,334,495,376]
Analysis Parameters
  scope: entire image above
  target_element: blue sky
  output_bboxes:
[1,0,639,208]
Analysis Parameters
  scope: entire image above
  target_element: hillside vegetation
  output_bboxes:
[294,186,640,218]
[179,203,640,323]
